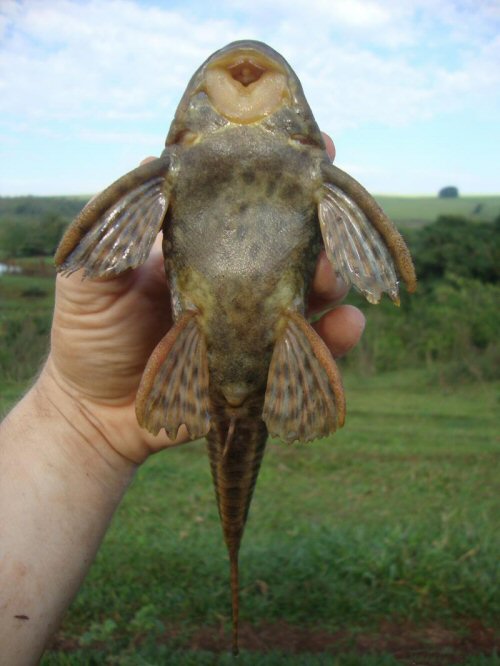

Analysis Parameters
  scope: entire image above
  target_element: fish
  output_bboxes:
[55,40,416,654]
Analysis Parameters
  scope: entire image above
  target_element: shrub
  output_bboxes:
[438,186,459,198]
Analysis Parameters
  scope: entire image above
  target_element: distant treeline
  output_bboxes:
[408,215,499,284]
[0,193,498,384]
[0,195,86,220]
[0,195,499,275]
[377,193,500,227]
[343,215,499,383]
[0,196,86,258]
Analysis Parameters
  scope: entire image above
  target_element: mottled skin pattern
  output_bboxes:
[162,122,326,648]
[164,125,324,403]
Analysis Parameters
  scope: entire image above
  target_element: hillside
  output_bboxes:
[376,194,500,228]
[1,194,499,234]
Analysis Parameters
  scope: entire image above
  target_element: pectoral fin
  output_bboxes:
[136,312,210,440]
[319,163,416,304]
[55,156,171,278]
[263,311,345,443]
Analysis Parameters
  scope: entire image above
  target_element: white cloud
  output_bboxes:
[0,0,499,193]
[1,0,498,131]
[0,0,244,122]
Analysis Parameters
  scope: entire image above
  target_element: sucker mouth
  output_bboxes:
[204,51,289,123]
[227,60,266,86]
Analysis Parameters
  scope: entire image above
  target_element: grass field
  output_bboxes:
[375,195,500,228]
[0,271,54,389]
[29,369,499,665]
[1,231,498,664]
[1,194,499,237]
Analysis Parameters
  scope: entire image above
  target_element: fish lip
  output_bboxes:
[205,42,287,84]
[201,41,290,123]
[206,40,288,71]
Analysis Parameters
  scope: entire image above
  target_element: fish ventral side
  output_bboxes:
[54,39,416,656]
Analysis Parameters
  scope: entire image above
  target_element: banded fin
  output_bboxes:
[136,312,210,440]
[263,311,345,443]
[206,406,268,656]
[319,163,416,304]
[55,156,171,278]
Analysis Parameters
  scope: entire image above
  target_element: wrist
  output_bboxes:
[27,358,139,481]
[0,359,136,662]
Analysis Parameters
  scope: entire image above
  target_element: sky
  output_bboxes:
[1,0,499,195]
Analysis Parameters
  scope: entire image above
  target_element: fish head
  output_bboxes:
[166,40,325,150]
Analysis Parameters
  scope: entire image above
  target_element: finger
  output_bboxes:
[133,236,170,297]
[322,132,336,161]
[142,233,165,273]
[55,266,136,306]
[308,250,349,315]
[312,304,365,358]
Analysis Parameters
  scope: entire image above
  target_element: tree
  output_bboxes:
[438,186,459,198]
[408,215,499,284]
[0,221,26,259]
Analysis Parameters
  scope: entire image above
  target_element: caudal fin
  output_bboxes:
[230,549,239,655]
[206,401,267,655]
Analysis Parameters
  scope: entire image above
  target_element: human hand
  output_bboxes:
[40,133,364,464]
[44,234,175,463]
[309,133,365,357]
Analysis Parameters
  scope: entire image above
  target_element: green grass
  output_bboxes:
[0,273,54,388]
[0,272,55,309]
[375,195,500,228]
[0,379,29,415]
[37,369,499,664]
[40,652,500,666]
[1,252,498,663]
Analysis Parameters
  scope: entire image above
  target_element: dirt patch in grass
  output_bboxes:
[175,619,499,664]
[48,619,499,663]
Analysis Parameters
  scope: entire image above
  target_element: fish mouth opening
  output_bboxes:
[227,60,266,87]
[205,52,289,123]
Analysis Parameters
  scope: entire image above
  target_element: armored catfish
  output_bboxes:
[55,40,416,654]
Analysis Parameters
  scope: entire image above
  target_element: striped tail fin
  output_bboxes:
[206,396,267,655]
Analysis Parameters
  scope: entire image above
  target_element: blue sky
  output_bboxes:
[1,0,499,195]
